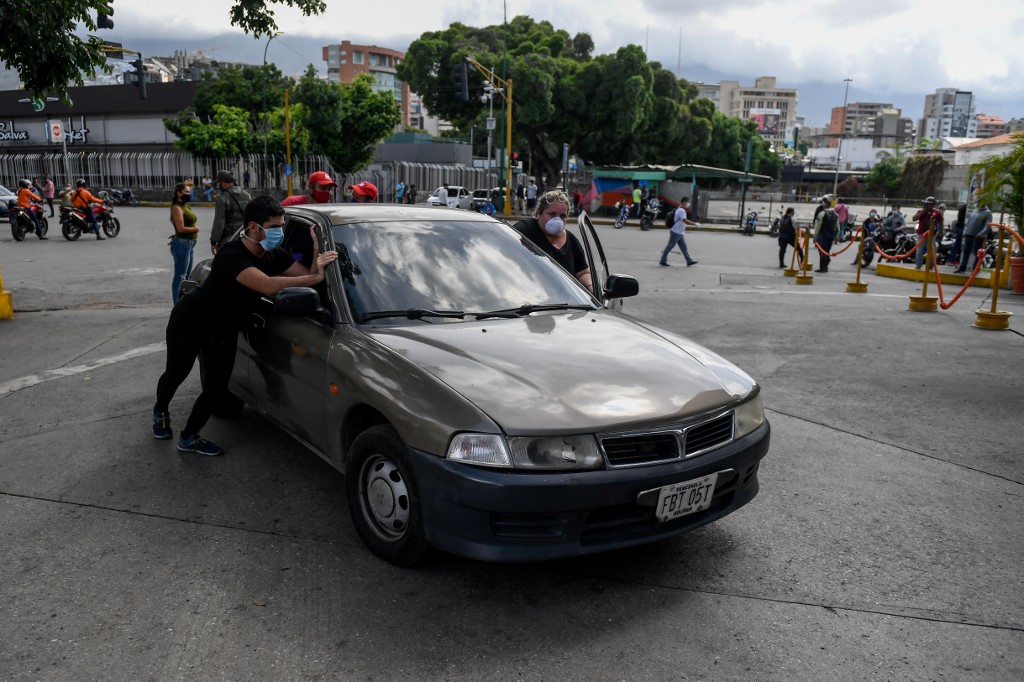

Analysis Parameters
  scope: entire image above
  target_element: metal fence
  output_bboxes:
[0,151,493,203]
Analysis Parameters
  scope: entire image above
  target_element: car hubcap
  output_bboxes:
[360,455,410,541]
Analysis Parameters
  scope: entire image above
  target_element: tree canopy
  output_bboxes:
[0,0,326,99]
[165,65,399,175]
[397,16,780,183]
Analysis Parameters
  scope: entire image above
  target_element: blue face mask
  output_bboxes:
[259,225,284,251]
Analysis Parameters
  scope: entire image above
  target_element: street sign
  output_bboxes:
[284,164,293,177]
[48,120,64,143]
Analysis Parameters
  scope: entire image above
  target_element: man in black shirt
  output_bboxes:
[152,196,338,455]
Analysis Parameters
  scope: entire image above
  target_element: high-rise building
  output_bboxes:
[322,40,410,127]
[829,102,914,147]
[712,77,798,149]
[918,88,976,141]
[974,113,1007,139]
[1008,118,1024,134]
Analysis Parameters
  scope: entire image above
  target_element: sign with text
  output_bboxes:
[749,108,782,135]
[48,120,64,143]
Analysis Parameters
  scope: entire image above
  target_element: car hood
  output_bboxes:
[366,311,756,434]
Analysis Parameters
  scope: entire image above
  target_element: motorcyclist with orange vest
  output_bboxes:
[17,179,47,239]
[70,179,106,240]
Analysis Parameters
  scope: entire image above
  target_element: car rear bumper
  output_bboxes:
[409,421,770,562]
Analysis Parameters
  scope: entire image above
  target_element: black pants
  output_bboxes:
[816,231,835,270]
[155,308,237,438]
[779,235,803,266]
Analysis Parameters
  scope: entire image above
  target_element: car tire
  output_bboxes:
[346,425,430,566]
[102,216,120,238]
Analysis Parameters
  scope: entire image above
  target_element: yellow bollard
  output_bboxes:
[908,226,938,311]
[847,227,868,293]
[795,225,814,285]
[974,226,1012,329]
[0,263,13,320]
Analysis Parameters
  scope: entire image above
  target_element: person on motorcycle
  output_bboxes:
[70,179,106,240]
[852,210,881,265]
[16,179,47,239]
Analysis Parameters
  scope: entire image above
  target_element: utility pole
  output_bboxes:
[833,77,852,195]
[464,56,514,216]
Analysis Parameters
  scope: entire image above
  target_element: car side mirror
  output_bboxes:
[274,287,331,323]
[604,274,639,299]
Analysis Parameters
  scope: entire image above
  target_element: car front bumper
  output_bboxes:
[409,421,770,562]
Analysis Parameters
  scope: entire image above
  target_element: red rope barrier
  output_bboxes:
[933,249,987,310]
[813,226,862,257]
[874,229,930,261]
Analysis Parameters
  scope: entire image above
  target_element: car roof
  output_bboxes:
[285,203,497,225]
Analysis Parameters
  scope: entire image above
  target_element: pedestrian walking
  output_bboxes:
[526,178,538,212]
[814,200,839,272]
[209,171,251,254]
[242,168,251,188]
[42,175,55,217]
[151,196,339,456]
[395,179,405,204]
[659,196,699,267]
[955,204,993,274]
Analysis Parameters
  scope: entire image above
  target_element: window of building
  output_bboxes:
[353,51,364,64]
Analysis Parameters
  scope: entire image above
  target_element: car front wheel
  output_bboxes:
[346,425,430,566]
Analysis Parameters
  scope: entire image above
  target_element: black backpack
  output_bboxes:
[664,205,676,228]
[820,208,838,233]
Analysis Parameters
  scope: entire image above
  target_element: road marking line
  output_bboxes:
[0,342,166,397]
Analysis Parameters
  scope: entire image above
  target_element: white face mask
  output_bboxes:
[543,216,566,235]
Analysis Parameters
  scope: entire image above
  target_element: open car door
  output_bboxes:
[575,211,636,310]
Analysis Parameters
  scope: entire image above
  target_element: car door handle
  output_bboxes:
[251,313,267,329]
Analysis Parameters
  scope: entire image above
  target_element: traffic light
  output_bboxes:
[97,2,114,29]
[456,60,469,102]
[510,152,519,168]
[133,56,147,99]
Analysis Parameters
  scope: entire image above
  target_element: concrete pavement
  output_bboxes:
[0,208,1021,680]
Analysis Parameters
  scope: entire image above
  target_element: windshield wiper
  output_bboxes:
[473,303,594,320]
[359,308,465,323]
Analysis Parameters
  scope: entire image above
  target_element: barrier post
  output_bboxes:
[795,225,814,285]
[974,226,1012,329]
[847,227,868,293]
[0,263,13,320]
[908,227,938,311]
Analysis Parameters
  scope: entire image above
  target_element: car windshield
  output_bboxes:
[330,220,595,325]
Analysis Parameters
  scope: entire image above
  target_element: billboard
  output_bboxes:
[749,108,782,135]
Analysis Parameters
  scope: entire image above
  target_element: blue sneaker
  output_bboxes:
[153,409,173,440]
[177,434,224,456]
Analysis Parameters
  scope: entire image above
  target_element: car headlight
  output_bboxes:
[446,433,604,470]
[733,393,765,439]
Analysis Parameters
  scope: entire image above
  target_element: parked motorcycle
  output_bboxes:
[60,201,121,240]
[768,208,782,238]
[9,200,49,241]
[613,201,629,229]
[638,197,660,231]
[109,188,139,206]
[742,210,757,236]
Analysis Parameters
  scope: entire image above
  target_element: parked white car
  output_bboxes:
[426,185,472,210]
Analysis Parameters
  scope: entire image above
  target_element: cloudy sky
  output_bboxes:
[92,0,1024,126]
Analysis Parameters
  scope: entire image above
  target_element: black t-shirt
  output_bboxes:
[175,240,297,332]
[513,218,588,277]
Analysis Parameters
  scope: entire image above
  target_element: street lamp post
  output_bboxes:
[832,77,852,195]
[262,31,283,159]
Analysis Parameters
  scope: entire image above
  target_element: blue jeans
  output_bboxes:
[660,231,694,264]
[170,237,196,304]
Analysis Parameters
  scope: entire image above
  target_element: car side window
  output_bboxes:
[282,217,315,269]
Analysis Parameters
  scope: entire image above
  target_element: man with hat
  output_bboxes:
[349,181,378,203]
[912,196,943,270]
[282,170,339,206]
[210,170,251,254]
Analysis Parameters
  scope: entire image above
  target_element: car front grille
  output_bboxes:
[600,411,735,468]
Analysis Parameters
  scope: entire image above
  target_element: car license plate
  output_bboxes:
[654,474,718,523]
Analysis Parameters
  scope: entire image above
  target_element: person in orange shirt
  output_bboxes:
[16,179,47,239]
[70,178,106,240]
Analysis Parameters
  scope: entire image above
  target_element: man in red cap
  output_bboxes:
[282,170,338,206]
[349,181,378,203]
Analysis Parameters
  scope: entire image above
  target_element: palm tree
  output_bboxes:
[971,132,1024,254]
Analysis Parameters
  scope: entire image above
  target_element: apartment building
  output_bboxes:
[829,102,914,147]
[974,113,1007,139]
[702,76,798,149]
[918,88,976,141]
[322,40,410,127]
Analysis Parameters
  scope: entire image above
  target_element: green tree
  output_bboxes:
[293,71,400,174]
[0,0,326,99]
[172,104,254,156]
[865,157,900,194]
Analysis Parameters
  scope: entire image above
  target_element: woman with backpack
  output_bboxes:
[778,207,802,268]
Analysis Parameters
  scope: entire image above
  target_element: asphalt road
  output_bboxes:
[1,207,1022,680]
